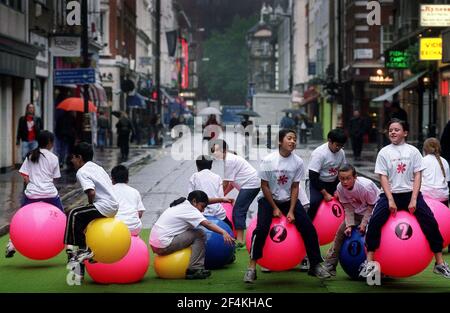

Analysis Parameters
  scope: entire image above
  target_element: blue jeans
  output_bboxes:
[56,138,70,166]
[233,188,260,230]
[21,195,65,212]
[97,129,107,148]
[21,140,38,160]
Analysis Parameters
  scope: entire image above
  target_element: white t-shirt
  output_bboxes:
[421,154,450,201]
[259,151,305,202]
[19,149,60,199]
[374,143,424,193]
[336,177,380,215]
[188,169,226,220]
[224,153,260,189]
[149,200,207,249]
[308,143,346,182]
[112,183,146,233]
[76,161,118,217]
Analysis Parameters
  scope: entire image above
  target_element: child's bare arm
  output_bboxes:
[85,189,95,204]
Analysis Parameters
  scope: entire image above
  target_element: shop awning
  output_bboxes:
[0,34,39,79]
[371,70,427,102]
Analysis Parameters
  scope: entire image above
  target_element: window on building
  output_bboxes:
[381,24,394,52]
[1,0,23,12]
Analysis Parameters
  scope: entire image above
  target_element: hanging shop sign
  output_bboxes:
[420,4,450,27]
[385,50,410,69]
[420,37,442,61]
[369,75,394,88]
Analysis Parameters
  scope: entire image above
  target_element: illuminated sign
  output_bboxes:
[420,5,450,27]
[420,38,442,60]
[385,50,410,69]
[369,75,394,87]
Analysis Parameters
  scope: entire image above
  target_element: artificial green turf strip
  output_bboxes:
[1,231,449,293]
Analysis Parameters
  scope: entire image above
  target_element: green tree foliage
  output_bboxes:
[199,15,257,106]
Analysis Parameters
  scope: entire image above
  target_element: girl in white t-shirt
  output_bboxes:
[360,119,450,279]
[243,129,332,283]
[421,138,450,206]
[149,190,234,279]
[211,140,260,248]
[5,130,63,258]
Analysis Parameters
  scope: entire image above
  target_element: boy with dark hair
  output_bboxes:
[188,155,233,228]
[300,128,347,271]
[111,165,146,236]
[65,142,118,283]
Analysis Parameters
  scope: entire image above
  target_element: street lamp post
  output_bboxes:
[81,0,91,143]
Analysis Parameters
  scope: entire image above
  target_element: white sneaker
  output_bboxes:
[5,241,15,258]
[433,262,450,279]
[299,256,310,272]
[359,260,378,278]
[260,267,271,273]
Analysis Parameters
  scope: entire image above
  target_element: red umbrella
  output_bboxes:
[56,97,97,113]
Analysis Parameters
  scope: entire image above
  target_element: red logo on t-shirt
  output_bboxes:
[328,167,338,176]
[277,175,288,185]
[396,162,406,174]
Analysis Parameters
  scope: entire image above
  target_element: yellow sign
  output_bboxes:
[420,37,442,60]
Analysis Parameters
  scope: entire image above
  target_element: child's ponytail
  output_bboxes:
[423,138,446,182]
[28,130,55,163]
[170,197,187,207]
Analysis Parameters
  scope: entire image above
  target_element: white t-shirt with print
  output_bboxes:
[224,153,260,189]
[259,151,305,202]
[421,154,450,201]
[374,143,424,193]
[308,143,346,182]
[336,177,380,215]
[188,169,226,220]
[76,161,118,217]
[113,183,146,233]
[149,200,207,249]
[19,149,61,199]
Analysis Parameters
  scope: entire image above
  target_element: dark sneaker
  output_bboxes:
[299,256,310,272]
[433,262,450,278]
[323,262,336,276]
[359,260,378,278]
[235,242,246,250]
[227,254,236,264]
[243,268,257,283]
[308,263,332,279]
[186,268,211,280]
[5,242,15,258]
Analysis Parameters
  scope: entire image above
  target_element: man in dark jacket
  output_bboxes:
[16,103,42,160]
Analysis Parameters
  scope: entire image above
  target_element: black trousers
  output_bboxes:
[249,198,323,267]
[308,179,339,220]
[365,192,444,253]
[351,135,363,158]
[64,205,105,249]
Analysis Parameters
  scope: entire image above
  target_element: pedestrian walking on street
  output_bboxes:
[97,110,110,152]
[55,110,77,169]
[348,110,367,160]
[211,139,261,249]
[116,112,133,161]
[16,103,42,161]
[243,129,332,283]
[359,119,450,279]
[5,130,63,258]
[149,190,234,280]
[65,142,118,284]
